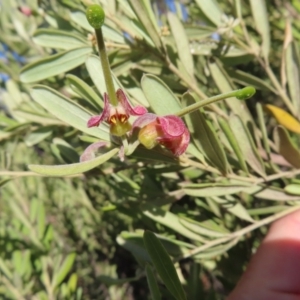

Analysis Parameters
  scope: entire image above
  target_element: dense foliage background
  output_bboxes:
[1,0,300,299]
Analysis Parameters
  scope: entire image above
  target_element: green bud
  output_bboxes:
[235,86,256,100]
[86,4,105,29]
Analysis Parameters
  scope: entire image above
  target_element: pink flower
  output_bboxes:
[19,6,32,16]
[132,113,190,157]
[87,89,147,136]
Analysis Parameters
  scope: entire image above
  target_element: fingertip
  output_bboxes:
[228,209,300,300]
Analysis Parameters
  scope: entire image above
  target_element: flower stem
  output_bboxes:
[176,86,255,117]
[94,28,118,106]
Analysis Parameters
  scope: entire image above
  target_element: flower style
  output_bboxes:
[132,113,190,157]
[87,89,148,136]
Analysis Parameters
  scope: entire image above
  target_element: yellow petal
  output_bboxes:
[265,104,300,134]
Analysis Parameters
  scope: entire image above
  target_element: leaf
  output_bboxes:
[284,184,300,196]
[167,12,194,79]
[208,60,253,123]
[69,10,125,43]
[85,55,121,97]
[195,0,223,26]
[285,41,300,114]
[273,126,300,168]
[141,205,204,242]
[226,68,277,93]
[146,265,161,300]
[218,117,249,173]
[20,47,92,83]
[141,74,182,115]
[210,196,254,222]
[28,147,119,176]
[128,0,164,51]
[33,29,87,49]
[30,85,110,141]
[53,253,76,288]
[24,127,53,147]
[265,104,300,134]
[256,103,271,160]
[249,0,270,59]
[229,115,265,176]
[179,217,229,238]
[66,74,103,110]
[183,93,228,174]
[248,186,300,201]
[143,231,186,300]
[182,183,251,197]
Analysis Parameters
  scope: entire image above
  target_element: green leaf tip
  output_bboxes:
[235,86,256,100]
[86,5,105,29]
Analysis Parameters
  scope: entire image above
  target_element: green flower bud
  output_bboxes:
[236,86,256,100]
[86,4,105,29]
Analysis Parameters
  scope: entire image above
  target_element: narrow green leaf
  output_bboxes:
[28,147,119,176]
[179,217,229,238]
[218,117,249,174]
[249,0,270,59]
[183,93,228,174]
[143,231,186,300]
[24,127,53,147]
[226,68,277,93]
[195,0,223,26]
[66,74,103,110]
[20,47,92,83]
[208,60,253,123]
[284,184,300,196]
[141,205,204,242]
[229,115,265,176]
[273,126,300,168]
[285,41,300,114]
[247,186,300,201]
[211,196,254,222]
[128,0,164,51]
[256,103,271,160]
[53,253,76,288]
[33,29,87,49]
[86,54,121,96]
[141,74,181,115]
[146,264,161,300]
[182,183,250,197]
[30,85,110,141]
[167,12,194,79]
[70,10,126,43]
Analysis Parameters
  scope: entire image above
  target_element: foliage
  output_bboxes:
[1,0,300,299]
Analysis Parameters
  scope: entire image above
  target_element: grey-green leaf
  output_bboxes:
[183,92,228,174]
[33,29,87,49]
[167,12,194,79]
[195,0,223,26]
[28,147,119,176]
[52,253,76,288]
[249,0,270,59]
[146,264,161,300]
[143,231,186,300]
[141,74,181,115]
[285,41,300,114]
[229,115,265,176]
[20,47,92,83]
[30,85,110,141]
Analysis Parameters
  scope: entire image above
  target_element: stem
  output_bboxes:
[94,28,118,106]
[263,61,296,116]
[165,56,228,118]
[176,89,241,117]
[176,204,300,261]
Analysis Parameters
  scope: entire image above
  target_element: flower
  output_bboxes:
[87,89,147,136]
[132,113,190,156]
